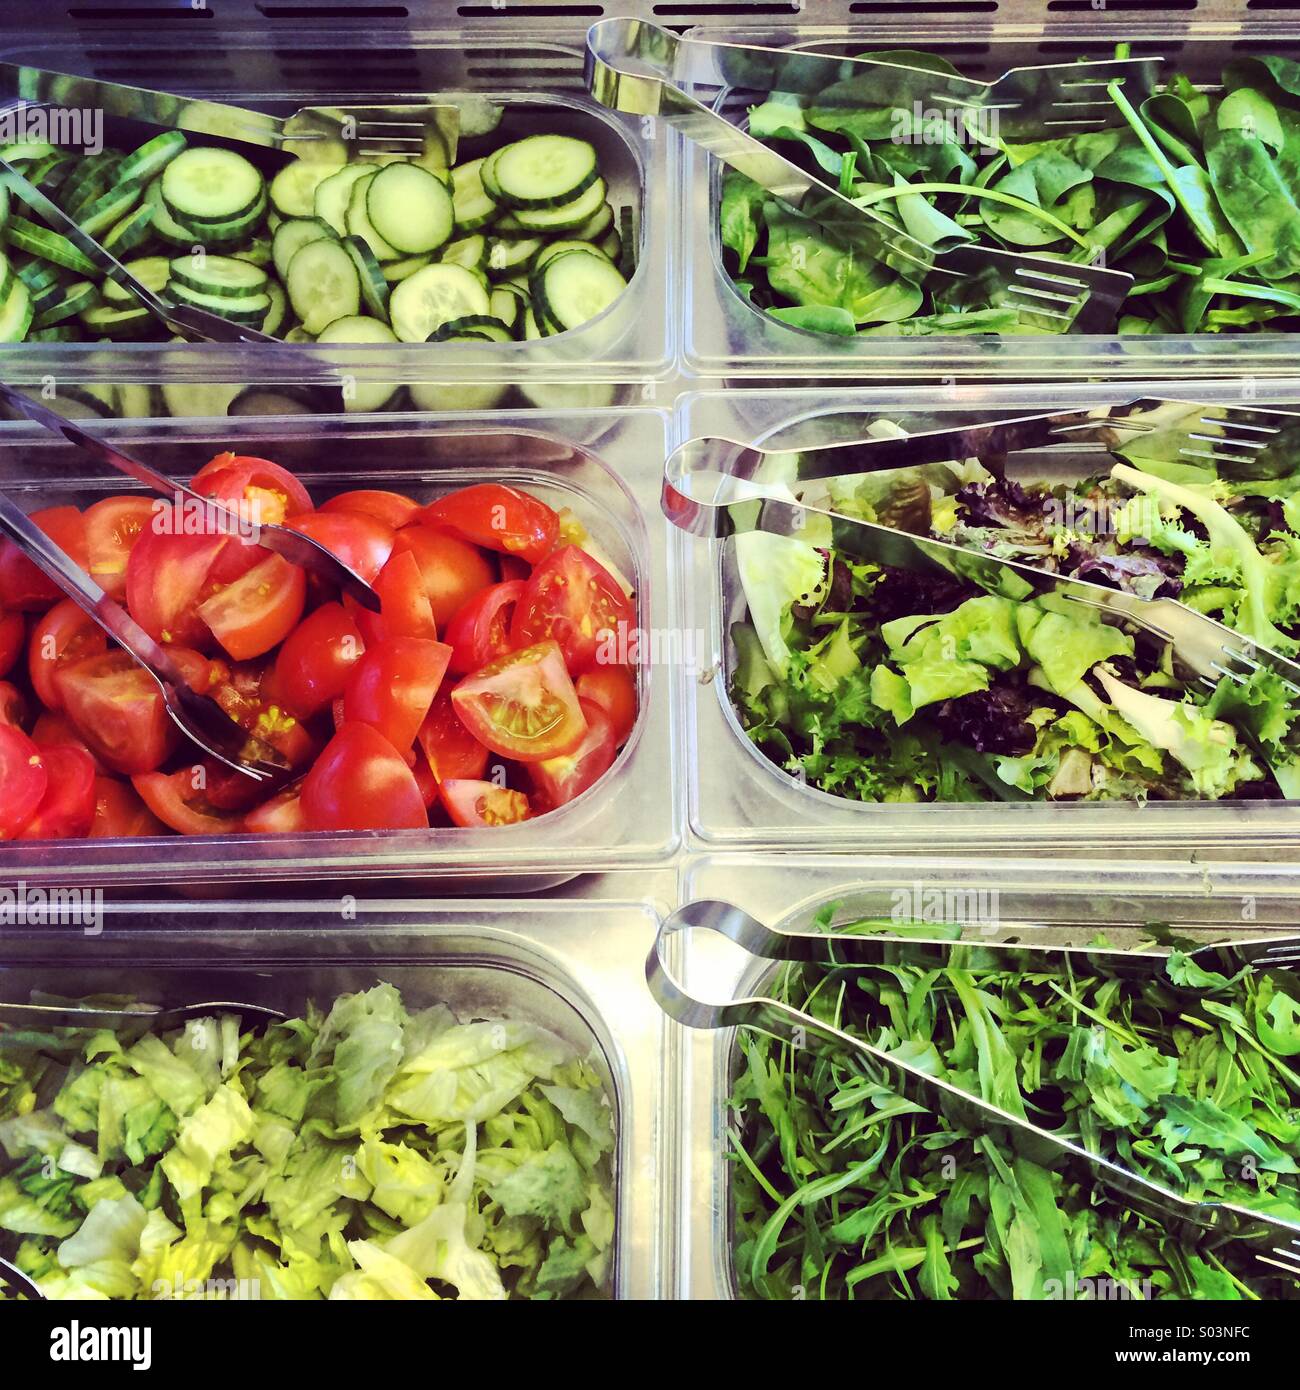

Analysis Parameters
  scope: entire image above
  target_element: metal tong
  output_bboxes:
[586,18,1149,333]
[649,899,1300,1276]
[664,397,1300,698]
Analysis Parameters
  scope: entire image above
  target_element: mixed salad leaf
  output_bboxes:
[721,48,1300,336]
[729,419,1300,802]
[0,985,615,1300]
[730,910,1300,1300]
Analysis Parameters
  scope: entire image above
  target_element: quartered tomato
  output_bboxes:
[56,651,177,775]
[83,495,157,600]
[576,665,637,745]
[211,664,318,769]
[0,506,88,611]
[321,489,419,531]
[510,545,635,675]
[88,777,167,838]
[16,744,96,839]
[300,722,427,831]
[0,681,26,728]
[390,526,495,629]
[443,580,524,676]
[166,646,229,697]
[31,710,105,771]
[132,767,245,836]
[0,610,23,678]
[243,787,308,834]
[439,779,531,828]
[197,553,306,661]
[28,599,108,711]
[419,484,559,566]
[451,639,586,764]
[191,453,313,526]
[344,636,452,756]
[416,690,490,784]
[527,698,617,811]
[126,521,226,647]
[411,744,440,811]
[345,547,438,648]
[285,511,394,585]
[0,725,47,838]
[271,602,365,719]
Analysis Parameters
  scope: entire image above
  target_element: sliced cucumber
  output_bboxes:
[188,191,268,247]
[534,238,610,270]
[4,218,97,276]
[479,146,505,200]
[227,387,319,417]
[167,280,272,326]
[313,162,378,236]
[315,315,400,411]
[169,252,268,299]
[439,233,487,275]
[489,285,524,334]
[144,181,200,249]
[261,280,288,337]
[365,162,454,256]
[570,200,615,243]
[0,141,56,164]
[162,147,264,224]
[427,313,513,343]
[232,238,273,269]
[161,382,242,418]
[345,173,400,261]
[116,131,187,186]
[14,257,65,295]
[599,228,622,264]
[283,325,315,344]
[389,262,490,343]
[485,236,542,277]
[341,235,389,320]
[0,277,32,341]
[490,211,542,241]
[512,178,607,233]
[267,157,344,219]
[381,252,432,283]
[64,157,120,220]
[32,279,99,328]
[409,381,508,411]
[101,204,156,257]
[450,157,498,232]
[79,301,153,339]
[285,237,361,334]
[531,248,627,332]
[103,256,171,305]
[27,326,79,342]
[115,383,163,418]
[492,135,598,210]
[519,381,619,411]
[272,217,337,282]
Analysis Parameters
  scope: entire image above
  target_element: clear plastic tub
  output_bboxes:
[0,890,673,1299]
[0,26,676,402]
[0,405,681,889]
[676,379,1300,858]
[674,853,1300,1299]
[681,10,1300,381]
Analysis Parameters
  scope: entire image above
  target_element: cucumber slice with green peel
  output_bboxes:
[0,254,15,307]
[341,235,389,319]
[162,147,264,225]
[77,179,143,237]
[272,217,337,282]
[269,158,347,219]
[160,382,243,418]
[27,325,79,342]
[366,162,454,256]
[15,259,65,295]
[32,153,78,196]
[227,386,320,417]
[0,141,56,164]
[64,156,121,220]
[381,252,432,283]
[518,380,618,411]
[261,280,288,336]
[315,315,400,411]
[522,305,543,340]
[0,276,31,341]
[233,238,274,269]
[409,381,508,412]
[345,173,400,261]
[598,228,622,264]
[144,181,201,249]
[101,204,157,257]
[440,234,487,274]
[4,217,97,276]
[492,135,598,210]
[313,163,378,236]
[169,252,269,299]
[283,325,315,344]
[533,239,610,270]
[531,248,626,332]
[489,285,523,334]
[116,131,188,186]
[512,178,607,233]
[115,383,163,418]
[617,205,635,278]
[79,301,153,339]
[187,190,268,247]
[489,212,541,241]
[450,158,498,231]
[103,256,170,304]
[167,280,272,326]
[285,237,361,334]
[415,126,451,175]
[33,279,99,328]
[46,384,117,417]
[570,201,615,243]
[433,329,492,342]
[485,236,542,276]
[426,313,513,343]
[389,262,490,342]
[479,146,505,201]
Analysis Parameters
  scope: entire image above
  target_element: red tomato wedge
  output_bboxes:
[0,725,47,838]
[451,639,586,764]
[390,527,495,629]
[346,547,438,648]
[57,651,177,775]
[285,511,394,585]
[132,767,245,836]
[211,667,318,770]
[271,602,364,719]
[344,636,452,756]
[527,698,617,811]
[510,545,635,675]
[418,484,559,565]
[416,690,490,784]
[197,553,306,661]
[443,580,524,677]
[0,507,88,611]
[243,787,308,834]
[31,710,105,772]
[0,609,21,678]
[88,777,167,838]
[16,744,96,839]
[0,681,26,728]
[576,665,637,745]
[300,722,427,831]
[126,522,226,647]
[28,599,108,711]
[439,779,532,828]
[191,453,313,526]
[84,495,157,600]
[321,489,419,531]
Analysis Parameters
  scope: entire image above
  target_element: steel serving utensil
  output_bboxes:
[586,17,1140,332]
[0,1254,45,1300]
[649,898,1300,1276]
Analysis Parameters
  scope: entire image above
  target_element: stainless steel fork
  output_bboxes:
[650,899,1300,1277]
[586,18,1140,332]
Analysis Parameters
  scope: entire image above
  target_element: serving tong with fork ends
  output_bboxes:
[664,396,1300,701]
[585,18,1155,332]
[649,900,1300,1278]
